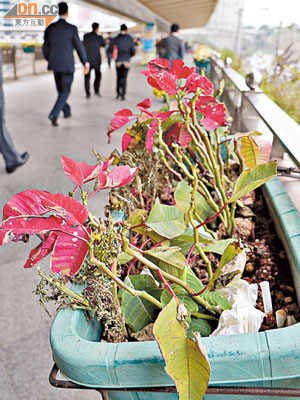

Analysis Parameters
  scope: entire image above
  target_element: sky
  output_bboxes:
[243,0,300,27]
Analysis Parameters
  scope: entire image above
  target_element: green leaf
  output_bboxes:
[146,198,186,239]
[145,246,186,278]
[174,181,213,220]
[186,267,204,293]
[171,228,214,255]
[161,284,199,313]
[229,161,277,203]
[239,132,272,169]
[202,291,232,311]
[187,318,212,338]
[153,298,210,400]
[185,267,231,310]
[127,208,164,243]
[118,252,134,265]
[203,238,236,255]
[120,275,162,332]
[206,242,242,291]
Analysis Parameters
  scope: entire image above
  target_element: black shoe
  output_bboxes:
[116,94,120,100]
[48,116,58,127]
[64,113,72,119]
[6,152,30,174]
[86,93,91,99]
[121,95,126,101]
[95,93,101,97]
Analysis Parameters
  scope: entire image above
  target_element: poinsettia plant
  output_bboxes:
[0,60,278,400]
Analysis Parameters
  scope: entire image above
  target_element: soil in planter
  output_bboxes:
[192,188,300,331]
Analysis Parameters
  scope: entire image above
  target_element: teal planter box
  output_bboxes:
[194,59,211,74]
[50,178,300,399]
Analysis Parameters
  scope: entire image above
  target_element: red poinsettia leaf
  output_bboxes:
[137,98,152,110]
[61,155,101,187]
[114,109,134,117]
[194,96,216,108]
[3,190,88,226]
[148,58,171,71]
[0,215,64,245]
[202,118,219,131]
[145,119,158,154]
[83,164,102,183]
[171,59,193,79]
[24,232,58,268]
[107,165,138,189]
[184,73,214,95]
[37,192,88,225]
[0,229,11,245]
[164,122,192,148]
[61,155,84,187]
[200,102,229,128]
[50,226,90,276]
[3,190,49,220]
[154,71,178,95]
[101,156,114,172]
[147,75,162,91]
[141,70,150,77]
[122,132,134,152]
[107,115,131,143]
[154,110,175,123]
[98,171,108,188]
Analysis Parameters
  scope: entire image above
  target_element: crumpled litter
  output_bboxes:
[211,279,265,336]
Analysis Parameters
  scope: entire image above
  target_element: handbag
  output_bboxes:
[112,45,118,60]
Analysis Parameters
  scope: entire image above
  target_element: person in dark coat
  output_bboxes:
[0,51,29,173]
[83,23,106,98]
[105,32,113,68]
[109,24,135,100]
[43,2,89,126]
[160,23,184,62]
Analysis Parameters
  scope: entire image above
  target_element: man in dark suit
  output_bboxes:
[160,23,184,62]
[109,24,135,100]
[83,23,106,98]
[43,2,89,126]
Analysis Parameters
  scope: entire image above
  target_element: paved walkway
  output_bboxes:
[0,60,155,400]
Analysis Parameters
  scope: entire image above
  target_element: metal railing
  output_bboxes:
[1,45,47,79]
[210,57,300,170]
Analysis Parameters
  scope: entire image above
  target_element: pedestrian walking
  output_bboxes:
[0,51,29,173]
[109,24,135,100]
[105,32,113,68]
[43,2,89,126]
[160,23,184,62]
[83,23,106,98]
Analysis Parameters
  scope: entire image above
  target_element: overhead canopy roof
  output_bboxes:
[138,0,219,29]
[83,0,218,31]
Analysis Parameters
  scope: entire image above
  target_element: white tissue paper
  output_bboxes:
[211,279,265,336]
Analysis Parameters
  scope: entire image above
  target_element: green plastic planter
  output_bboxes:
[194,59,211,74]
[50,178,300,399]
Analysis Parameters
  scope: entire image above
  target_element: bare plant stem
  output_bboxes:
[191,312,218,321]
[89,246,162,310]
[234,138,244,174]
[187,167,213,279]
[190,94,231,231]
[122,232,220,314]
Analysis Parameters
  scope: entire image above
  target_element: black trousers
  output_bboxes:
[116,65,129,97]
[50,72,73,119]
[85,67,101,95]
